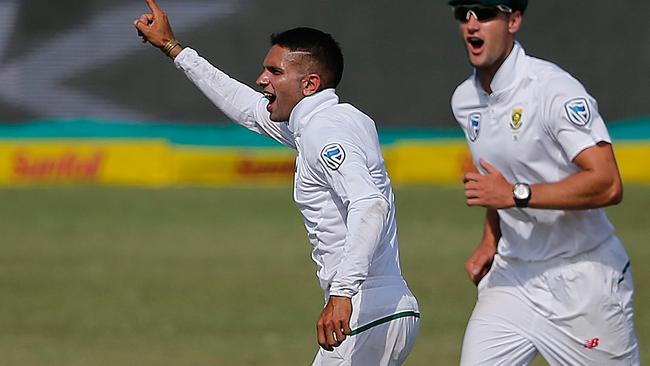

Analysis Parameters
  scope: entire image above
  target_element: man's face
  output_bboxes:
[456,6,520,72]
[256,45,308,122]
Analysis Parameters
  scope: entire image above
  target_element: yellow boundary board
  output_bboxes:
[0,140,648,186]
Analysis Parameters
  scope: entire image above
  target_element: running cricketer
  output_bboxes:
[133,1,420,364]
[448,0,640,365]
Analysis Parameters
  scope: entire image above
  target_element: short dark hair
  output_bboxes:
[270,27,344,89]
[448,0,528,13]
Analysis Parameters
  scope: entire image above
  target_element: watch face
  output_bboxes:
[513,184,530,199]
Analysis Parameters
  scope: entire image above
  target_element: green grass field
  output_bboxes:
[0,186,647,365]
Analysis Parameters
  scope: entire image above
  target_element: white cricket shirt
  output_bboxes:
[451,42,617,261]
[174,48,417,317]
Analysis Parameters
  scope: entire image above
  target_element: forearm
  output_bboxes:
[174,48,264,125]
[529,172,620,210]
[329,196,389,298]
[465,209,500,284]
[529,172,621,209]
[481,209,501,247]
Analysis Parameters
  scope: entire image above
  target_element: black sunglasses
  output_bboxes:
[453,5,513,23]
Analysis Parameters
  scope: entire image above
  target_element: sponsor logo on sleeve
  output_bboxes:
[564,97,591,126]
[467,113,481,142]
[320,143,346,170]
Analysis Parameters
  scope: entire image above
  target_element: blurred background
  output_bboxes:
[0,0,648,365]
[1,0,648,125]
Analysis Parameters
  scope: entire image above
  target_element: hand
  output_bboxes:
[133,0,176,48]
[463,159,513,209]
[465,241,496,285]
[316,296,353,351]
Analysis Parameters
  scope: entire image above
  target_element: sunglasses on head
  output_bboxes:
[453,4,513,23]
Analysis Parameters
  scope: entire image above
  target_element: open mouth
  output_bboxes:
[468,37,484,51]
[263,91,276,104]
[263,91,276,113]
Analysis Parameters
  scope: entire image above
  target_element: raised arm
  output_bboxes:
[133,0,295,148]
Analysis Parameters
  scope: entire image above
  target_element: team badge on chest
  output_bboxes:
[320,143,346,170]
[510,109,523,130]
[467,113,481,142]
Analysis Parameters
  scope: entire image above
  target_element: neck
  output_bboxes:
[476,41,515,94]
[476,65,499,95]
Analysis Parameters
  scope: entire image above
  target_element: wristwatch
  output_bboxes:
[512,182,531,208]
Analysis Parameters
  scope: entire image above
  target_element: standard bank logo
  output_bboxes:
[564,97,591,126]
[320,143,346,170]
[467,113,481,142]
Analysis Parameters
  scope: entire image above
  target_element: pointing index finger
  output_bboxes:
[146,0,163,17]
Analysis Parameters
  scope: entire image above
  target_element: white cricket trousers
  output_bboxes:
[311,313,420,366]
[312,277,420,366]
[460,237,640,365]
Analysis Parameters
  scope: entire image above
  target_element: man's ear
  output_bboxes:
[302,74,322,96]
[508,11,523,34]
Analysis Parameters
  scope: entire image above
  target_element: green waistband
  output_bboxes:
[349,311,420,336]
[618,261,631,284]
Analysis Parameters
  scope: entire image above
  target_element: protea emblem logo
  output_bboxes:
[467,113,481,142]
[511,109,523,130]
